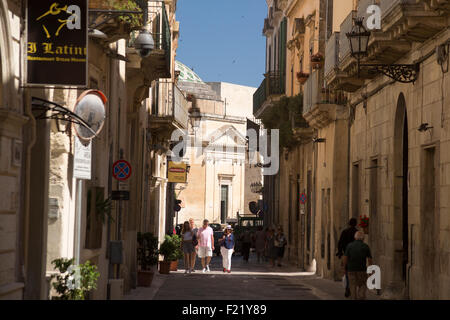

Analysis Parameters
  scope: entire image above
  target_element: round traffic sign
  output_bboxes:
[112,160,132,181]
[300,193,307,204]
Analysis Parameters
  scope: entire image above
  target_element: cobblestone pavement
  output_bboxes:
[125,252,380,300]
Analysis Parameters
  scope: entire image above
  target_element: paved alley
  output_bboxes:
[125,252,379,300]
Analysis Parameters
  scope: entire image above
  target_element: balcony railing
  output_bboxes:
[324,32,340,80]
[339,10,356,66]
[253,78,266,115]
[151,81,189,130]
[253,71,285,117]
[303,70,321,115]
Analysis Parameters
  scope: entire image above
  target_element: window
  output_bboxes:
[85,187,104,249]
[352,163,360,218]
[220,185,229,224]
[370,158,379,234]
[326,0,334,40]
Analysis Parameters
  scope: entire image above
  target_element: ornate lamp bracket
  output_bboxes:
[361,63,420,83]
[31,97,96,136]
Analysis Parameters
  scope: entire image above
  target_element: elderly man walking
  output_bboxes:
[197,219,214,273]
[343,231,373,300]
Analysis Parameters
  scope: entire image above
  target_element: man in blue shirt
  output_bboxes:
[220,225,235,273]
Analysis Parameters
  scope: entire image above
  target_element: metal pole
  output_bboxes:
[116,199,122,279]
[75,179,83,265]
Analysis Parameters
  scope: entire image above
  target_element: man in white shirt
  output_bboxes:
[197,219,214,272]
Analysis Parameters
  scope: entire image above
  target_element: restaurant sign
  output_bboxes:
[26,0,88,86]
[168,161,187,183]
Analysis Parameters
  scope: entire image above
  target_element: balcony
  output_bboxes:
[324,32,340,87]
[379,0,447,42]
[420,0,450,13]
[303,71,348,129]
[127,1,172,81]
[263,18,274,36]
[149,81,189,132]
[253,71,285,118]
[89,0,145,42]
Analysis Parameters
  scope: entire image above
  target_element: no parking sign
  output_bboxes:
[300,193,307,204]
[112,160,132,181]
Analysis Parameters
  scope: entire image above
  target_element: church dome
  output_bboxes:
[175,61,204,83]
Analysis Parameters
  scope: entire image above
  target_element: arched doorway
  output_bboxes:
[392,93,409,293]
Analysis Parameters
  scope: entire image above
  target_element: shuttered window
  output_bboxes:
[279,18,287,93]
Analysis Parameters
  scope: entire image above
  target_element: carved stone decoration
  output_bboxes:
[278,0,288,11]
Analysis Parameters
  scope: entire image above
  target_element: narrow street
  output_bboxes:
[125,252,378,300]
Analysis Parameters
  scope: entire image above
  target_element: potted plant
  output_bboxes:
[159,235,183,274]
[296,72,309,85]
[137,232,159,287]
[311,52,324,70]
[50,258,100,300]
[359,215,369,234]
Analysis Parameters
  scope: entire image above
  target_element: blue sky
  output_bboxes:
[176,0,267,88]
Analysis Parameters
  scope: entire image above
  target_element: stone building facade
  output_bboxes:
[0,0,182,300]
[0,0,26,300]
[255,0,450,299]
[170,64,258,227]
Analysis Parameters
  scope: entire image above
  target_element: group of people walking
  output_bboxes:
[180,218,235,274]
[252,226,287,267]
[180,216,372,300]
[180,218,288,275]
[337,218,373,300]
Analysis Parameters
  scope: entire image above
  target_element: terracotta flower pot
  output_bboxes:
[170,260,179,271]
[296,72,309,85]
[363,227,369,234]
[137,270,154,287]
[159,261,171,274]
[311,61,324,70]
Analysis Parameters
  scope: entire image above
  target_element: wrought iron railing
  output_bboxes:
[253,78,267,115]
[127,1,171,58]
[266,71,284,96]
[253,71,285,116]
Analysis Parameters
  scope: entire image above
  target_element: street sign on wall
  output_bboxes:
[112,160,132,181]
[300,193,307,204]
[168,161,187,183]
[74,137,91,180]
[26,0,88,86]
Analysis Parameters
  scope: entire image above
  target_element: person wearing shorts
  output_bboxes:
[181,221,195,273]
[197,219,214,272]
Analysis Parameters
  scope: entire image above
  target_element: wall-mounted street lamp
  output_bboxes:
[418,123,433,132]
[312,138,326,143]
[346,17,420,83]
[188,105,201,132]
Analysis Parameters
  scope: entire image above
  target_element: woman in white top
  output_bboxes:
[181,221,194,273]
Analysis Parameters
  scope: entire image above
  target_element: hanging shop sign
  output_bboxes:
[168,161,187,183]
[26,0,88,86]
